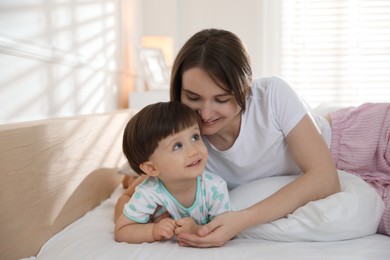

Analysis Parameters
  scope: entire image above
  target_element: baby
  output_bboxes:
[114,101,231,244]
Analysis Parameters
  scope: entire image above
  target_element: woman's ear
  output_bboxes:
[139,161,159,177]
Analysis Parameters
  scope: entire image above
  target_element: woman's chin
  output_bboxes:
[201,126,218,136]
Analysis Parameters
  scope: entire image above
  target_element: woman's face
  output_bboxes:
[181,67,241,137]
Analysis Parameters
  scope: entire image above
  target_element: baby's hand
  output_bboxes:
[175,217,200,235]
[153,218,177,241]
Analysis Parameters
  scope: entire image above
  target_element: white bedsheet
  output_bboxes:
[34,186,390,260]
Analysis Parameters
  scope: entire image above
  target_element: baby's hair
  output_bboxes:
[123,101,202,175]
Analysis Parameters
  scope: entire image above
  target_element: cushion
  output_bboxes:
[230,170,384,241]
[118,162,138,176]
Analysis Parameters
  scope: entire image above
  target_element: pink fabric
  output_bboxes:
[329,103,390,235]
[378,187,390,235]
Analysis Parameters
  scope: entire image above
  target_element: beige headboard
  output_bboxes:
[0,109,136,260]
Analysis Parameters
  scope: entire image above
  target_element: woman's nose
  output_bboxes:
[197,102,212,120]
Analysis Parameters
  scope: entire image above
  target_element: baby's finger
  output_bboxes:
[174,226,183,235]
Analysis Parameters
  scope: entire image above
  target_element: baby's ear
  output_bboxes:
[139,161,159,177]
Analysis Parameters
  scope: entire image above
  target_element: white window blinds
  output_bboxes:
[280,0,390,107]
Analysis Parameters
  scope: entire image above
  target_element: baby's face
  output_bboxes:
[147,124,208,184]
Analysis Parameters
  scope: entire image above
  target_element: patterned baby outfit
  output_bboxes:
[123,171,231,225]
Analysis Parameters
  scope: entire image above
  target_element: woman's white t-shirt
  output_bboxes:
[204,77,331,189]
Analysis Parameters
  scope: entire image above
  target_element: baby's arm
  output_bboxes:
[175,217,201,235]
[115,214,177,243]
[114,175,147,222]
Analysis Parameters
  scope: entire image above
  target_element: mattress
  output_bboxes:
[31,185,390,260]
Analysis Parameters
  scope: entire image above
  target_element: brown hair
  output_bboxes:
[170,28,253,111]
[123,102,202,175]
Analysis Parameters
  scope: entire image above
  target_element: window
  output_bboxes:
[280,0,390,107]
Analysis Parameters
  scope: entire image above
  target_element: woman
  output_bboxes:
[170,28,389,247]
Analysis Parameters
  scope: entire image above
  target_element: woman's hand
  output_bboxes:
[176,211,244,248]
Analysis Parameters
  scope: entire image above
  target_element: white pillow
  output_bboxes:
[118,162,138,176]
[230,170,384,241]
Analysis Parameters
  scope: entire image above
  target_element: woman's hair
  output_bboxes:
[170,28,253,111]
[123,101,202,175]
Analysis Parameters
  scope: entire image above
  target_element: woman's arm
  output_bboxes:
[115,214,177,243]
[177,114,340,247]
[241,114,340,227]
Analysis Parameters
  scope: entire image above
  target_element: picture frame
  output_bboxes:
[138,48,170,90]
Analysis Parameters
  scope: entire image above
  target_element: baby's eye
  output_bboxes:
[192,134,200,142]
[173,142,183,151]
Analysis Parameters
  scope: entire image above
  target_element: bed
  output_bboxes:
[1,108,390,260]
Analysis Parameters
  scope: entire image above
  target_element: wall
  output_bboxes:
[128,0,280,110]
[0,0,281,122]
[142,0,280,79]
[0,0,134,124]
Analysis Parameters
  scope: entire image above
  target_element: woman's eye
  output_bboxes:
[186,94,199,101]
[216,98,230,103]
[173,142,183,151]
